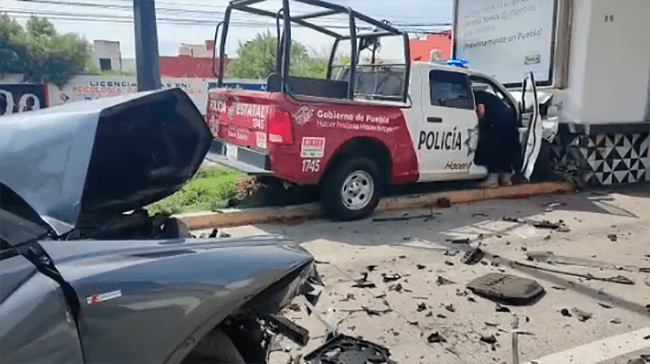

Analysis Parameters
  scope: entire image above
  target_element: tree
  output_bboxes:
[0,14,96,85]
[228,30,328,79]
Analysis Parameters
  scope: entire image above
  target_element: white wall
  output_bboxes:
[555,0,593,123]
[579,0,650,123]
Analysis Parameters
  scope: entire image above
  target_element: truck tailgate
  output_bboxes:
[208,91,274,151]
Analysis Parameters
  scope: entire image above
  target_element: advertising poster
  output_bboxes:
[47,76,212,114]
[454,0,555,85]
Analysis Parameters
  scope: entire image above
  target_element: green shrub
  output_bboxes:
[146,166,243,215]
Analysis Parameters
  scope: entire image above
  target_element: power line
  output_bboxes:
[3,8,450,29]
[10,0,450,26]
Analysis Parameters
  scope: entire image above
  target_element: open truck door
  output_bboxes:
[519,71,542,180]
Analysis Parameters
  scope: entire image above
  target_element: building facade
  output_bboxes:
[409,30,452,61]
[92,40,136,73]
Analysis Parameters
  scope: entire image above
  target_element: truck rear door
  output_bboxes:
[417,68,485,181]
[519,72,543,180]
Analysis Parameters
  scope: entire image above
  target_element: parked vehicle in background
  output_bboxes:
[0,89,322,364]
[206,0,551,220]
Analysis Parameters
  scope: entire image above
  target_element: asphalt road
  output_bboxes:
[194,183,650,364]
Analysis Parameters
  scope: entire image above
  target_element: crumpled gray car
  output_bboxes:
[0,88,322,364]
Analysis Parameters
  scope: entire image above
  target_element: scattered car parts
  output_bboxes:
[303,334,391,364]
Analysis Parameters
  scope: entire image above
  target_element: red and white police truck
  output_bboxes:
[207,0,546,220]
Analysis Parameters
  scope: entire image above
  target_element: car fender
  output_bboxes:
[41,235,317,364]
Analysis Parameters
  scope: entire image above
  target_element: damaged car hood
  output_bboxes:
[0,88,212,235]
[39,234,320,364]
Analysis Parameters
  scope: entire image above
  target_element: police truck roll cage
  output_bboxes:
[215,0,411,103]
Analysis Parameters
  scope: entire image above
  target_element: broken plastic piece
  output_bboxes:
[303,334,391,364]
[467,273,545,305]
[265,314,310,346]
[427,332,446,343]
[461,247,484,265]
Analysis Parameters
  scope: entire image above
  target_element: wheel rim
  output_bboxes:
[340,170,374,211]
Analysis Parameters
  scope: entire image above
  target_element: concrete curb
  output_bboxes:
[176,181,576,230]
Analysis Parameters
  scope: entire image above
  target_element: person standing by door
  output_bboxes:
[473,89,522,188]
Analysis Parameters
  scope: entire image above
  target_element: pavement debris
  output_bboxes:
[372,213,438,222]
[436,276,455,286]
[303,334,390,363]
[461,247,485,265]
[597,301,614,309]
[467,273,545,305]
[427,332,447,343]
[467,297,476,303]
[526,251,637,272]
[437,314,447,318]
[444,250,460,256]
[480,334,497,344]
[445,260,455,266]
[265,314,310,346]
[388,283,403,292]
[570,307,593,322]
[361,306,392,316]
[496,304,511,313]
[366,265,378,272]
[560,308,571,317]
[417,303,427,312]
[416,264,426,270]
[340,294,355,302]
[502,217,570,232]
[610,318,622,324]
[444,304,456,312]
[448,237,471,244]
[382,273,402,283]
[352,272,376,289]
[532,220,563,229]
[437,197,452,208]
[608,233,618,242]
[513,261,635,285]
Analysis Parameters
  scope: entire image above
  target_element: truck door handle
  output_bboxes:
[427,117,442,123]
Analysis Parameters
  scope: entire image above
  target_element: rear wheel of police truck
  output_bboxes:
[321,157,383,221]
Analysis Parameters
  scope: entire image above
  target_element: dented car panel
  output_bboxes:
[40,235,316,364]
[0,88,212,235]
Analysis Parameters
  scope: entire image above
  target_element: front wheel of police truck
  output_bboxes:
[321,157,383,221]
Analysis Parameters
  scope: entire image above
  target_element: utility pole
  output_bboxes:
[133,0,162,91]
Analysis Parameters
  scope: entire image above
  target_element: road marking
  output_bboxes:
[524,327,650,364]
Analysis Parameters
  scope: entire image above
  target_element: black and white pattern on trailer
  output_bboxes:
[551,132,650,186]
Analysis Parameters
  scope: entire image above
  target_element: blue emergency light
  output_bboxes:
[446,58,469,67]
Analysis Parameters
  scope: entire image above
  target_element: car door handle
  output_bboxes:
[427,117,442,123]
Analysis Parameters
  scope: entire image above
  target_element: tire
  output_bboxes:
[321,157,383,221]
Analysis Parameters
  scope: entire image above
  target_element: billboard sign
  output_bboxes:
[454,0,556,85]
[47,76,212,113]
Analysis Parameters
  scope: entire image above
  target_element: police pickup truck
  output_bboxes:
[207,0,553,220]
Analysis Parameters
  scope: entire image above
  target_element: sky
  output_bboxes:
[2,0,452,58]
